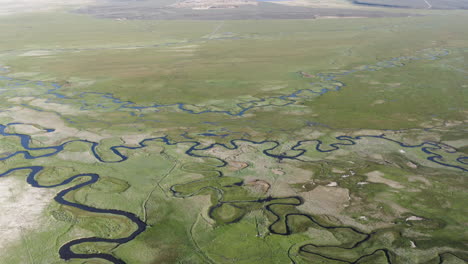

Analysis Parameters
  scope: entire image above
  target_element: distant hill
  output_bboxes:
[76,0,413,20]
[353,0,468,9]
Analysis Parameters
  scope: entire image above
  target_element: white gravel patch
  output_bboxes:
[0,176,55,255]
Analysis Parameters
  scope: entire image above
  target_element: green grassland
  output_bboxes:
[0,7,467,264]
[1,13,467,133]
[1,124,466,263]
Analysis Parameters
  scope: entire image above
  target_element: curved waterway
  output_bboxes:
[0,121,466,263]
[0,48,464,263]
[0,167,145,264]
[0,48,449,117]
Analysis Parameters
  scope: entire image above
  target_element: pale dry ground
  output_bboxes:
[171,0,257,9]
[366,170,405,189]
[262,0,356,8]
[205,141,314,197]
[0,176,55,256]
[371,99,386,106]
[0,0,94,16]
[443,138,468,148]
[296,185,389,231]
[0,106,106,144]
[7,123,45,135]
[0,106,174,163]
[332,168,345,173]
[0,107,155,150]
[28,99,82,116]
[56,150,97,163]
[18,50,57,57]
[298,185,350,215]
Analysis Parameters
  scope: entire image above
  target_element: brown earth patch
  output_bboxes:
[245,179,271,193]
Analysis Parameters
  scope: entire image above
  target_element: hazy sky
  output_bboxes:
[0,0,93,15]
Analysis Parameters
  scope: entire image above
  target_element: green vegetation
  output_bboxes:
[0,4,467,264]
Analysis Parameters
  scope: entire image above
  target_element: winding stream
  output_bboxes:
[0,48,450,117]
[0,121,466,263]
[0,47,465,263]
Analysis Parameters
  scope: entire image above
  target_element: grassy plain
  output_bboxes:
[0,6,467,264]
[2,13,467,130]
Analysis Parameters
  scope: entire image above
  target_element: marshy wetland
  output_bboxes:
[0,0,467,263]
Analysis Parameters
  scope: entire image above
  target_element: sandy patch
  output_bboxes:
[366,171,404,189]
[268,0,354,9]
[171,0,257,9]
[227,160,248,171]
[406,216,424,221]
[245,179,270,193]
[371,99,386,106]
[0,107,106,145]
[7,97,36,103]
[406,161,418,169]
[298,185,350,215]
[332,168,345,173]
[316,16,364,19]
[0,176,55,255]
[271,168,284,175]
[19,50,55,57]
[7,123,45,135]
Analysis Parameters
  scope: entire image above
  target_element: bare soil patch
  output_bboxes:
[171,0,257,9]
[366,170,404,189]
[0,176,55,255]
[298,185,350,215]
